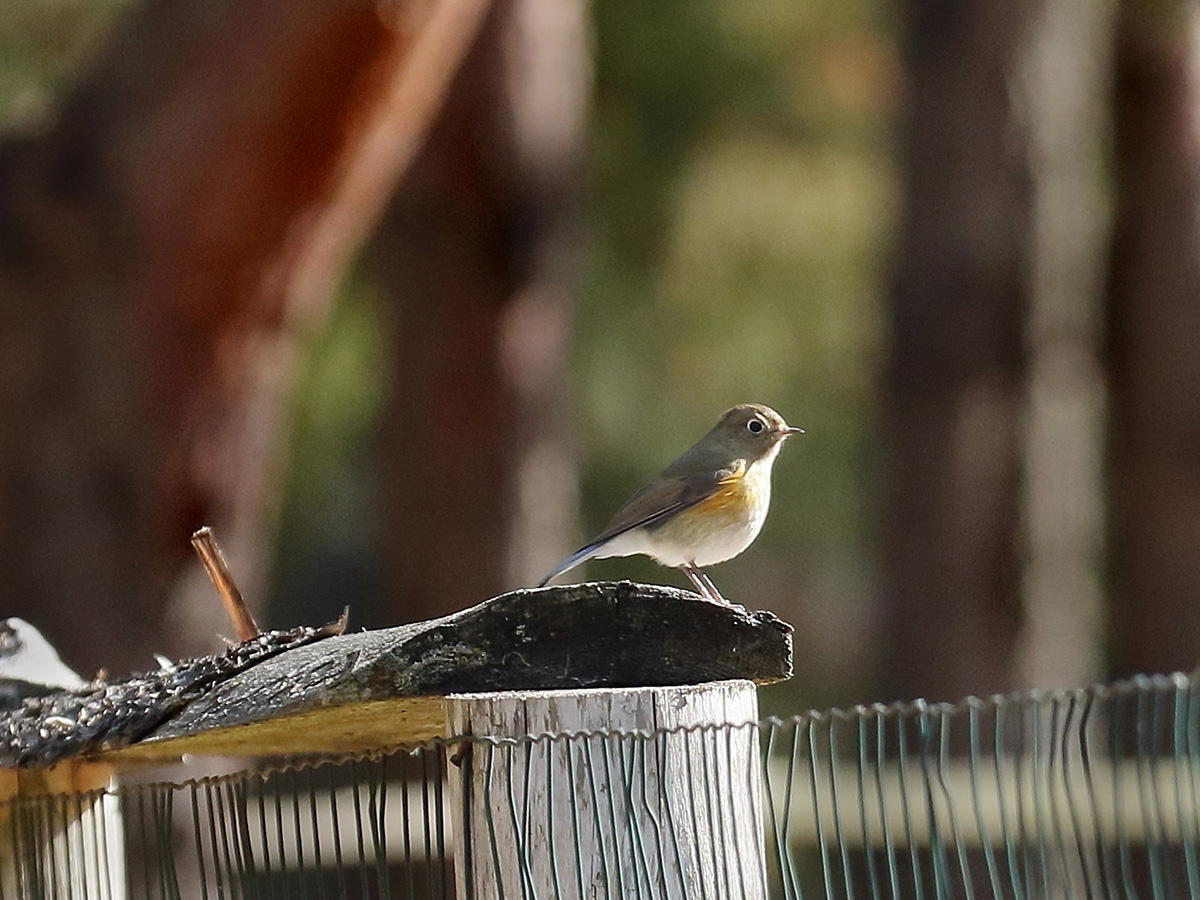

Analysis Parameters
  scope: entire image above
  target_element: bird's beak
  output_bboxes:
[784,426,805,436]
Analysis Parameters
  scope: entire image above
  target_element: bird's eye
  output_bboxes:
[747,418,764,434]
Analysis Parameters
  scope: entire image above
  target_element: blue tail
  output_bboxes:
[537,542,603,587]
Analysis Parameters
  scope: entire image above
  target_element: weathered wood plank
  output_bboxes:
[136,583,790,754]
[4,583,791,766]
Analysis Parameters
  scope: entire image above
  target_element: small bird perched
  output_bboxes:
[539,403,803,604]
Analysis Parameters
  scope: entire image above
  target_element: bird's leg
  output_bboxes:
[681,564,709,598]
[695,569,729,605]
[682,563,729,605]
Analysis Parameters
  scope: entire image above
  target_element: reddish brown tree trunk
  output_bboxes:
[878,1,1039,702]
[0,0,489,675]
[370,0,586,624]
[1107,5,1200,679]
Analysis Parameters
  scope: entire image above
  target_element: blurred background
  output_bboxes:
[0,0,1197,716]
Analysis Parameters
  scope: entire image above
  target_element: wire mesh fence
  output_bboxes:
[3,671,1199,899]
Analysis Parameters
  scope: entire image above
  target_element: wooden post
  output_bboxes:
[0,762,124,900]
[445,679,767,900]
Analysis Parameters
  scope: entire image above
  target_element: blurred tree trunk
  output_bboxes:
[1107,3,1200,679]
[0,0,489,675]
[1015,0,1113,690]
[369,0,587,623]
[878,1,1038,702]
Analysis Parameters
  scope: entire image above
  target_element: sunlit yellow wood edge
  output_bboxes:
[94,696,449,765]
[0,760,116,800]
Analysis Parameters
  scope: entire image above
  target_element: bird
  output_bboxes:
[538,403,803,604]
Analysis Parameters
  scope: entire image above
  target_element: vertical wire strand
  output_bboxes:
[1027,696,1053,899]
[1078,692,1118,900]
[253,778,273,900]
[782,719,806,900]
[1013,699,1037,900]
[480,742,507,900]
[895,713,926,900]
[268,774,292,900]
[936,704,975,900]
[1045,695,1075,897]
[854,713,882,900]
[725,724,749,900]
[1110,688,1138,900]
[1142,679,1172,899]
[160,782,183,900]
[874,711,902,900]
[544,735,567,900]
[914,702,952,899]
[827,715,855,900]
[565,736,589,900]
[502,742,536,900]
[966,700,1005,899]
[326,765,349,900]
[1060,694,1100,900]
[1181,679,1200,899]
[371,755,390,900]
[435,747,450,899]
[680,727,710,900]
[657,727,693,900]
[290,770,312,900]
[701,726,730,900]
[636,732,670,899]
[616,732,652,898]
[992,702,1024,900]
[807,717,836,900]
[762,723,791,900]
[348,762,369,900]
[515,741,534,899]
[231,780,258,900]
[204,781,230,900]
[420,751,438,900]
[456,743,475,900]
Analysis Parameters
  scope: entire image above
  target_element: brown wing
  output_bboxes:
[589,460,745,546]
[537,459,746,587]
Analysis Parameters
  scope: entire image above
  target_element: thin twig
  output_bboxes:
[191,527,260,642]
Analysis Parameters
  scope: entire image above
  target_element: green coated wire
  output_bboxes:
[807,717,836,900]
[854,712,882,899]
[564,735,588,900]
[543,738,565,900]
[966,700,1005,899]
[1044,696,1072,897]
[826,714,855,900]
[913,702,952,899]
[615,733,652,897]
[873,709,902,900]
[894,712,927,900]
[936,704,975,899]
[499,742,535,900]
[583,731,617,900]
[479,742,505,900]
[632,735,670,898]
[1182,680,1200,897]
[656,728,693,900]
[10,672,1200,899]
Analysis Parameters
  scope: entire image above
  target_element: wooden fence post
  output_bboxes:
[0,762,124,899]
[445,678,767,900]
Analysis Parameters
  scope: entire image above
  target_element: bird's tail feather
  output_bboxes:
[537,542,602,588]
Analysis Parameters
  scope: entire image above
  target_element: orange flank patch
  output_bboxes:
[691,467,750,517]
[657,460,756,541]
